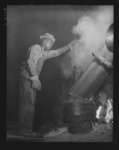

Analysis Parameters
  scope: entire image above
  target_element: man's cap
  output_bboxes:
[40,33,55,43]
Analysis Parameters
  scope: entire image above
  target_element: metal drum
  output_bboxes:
[63,99,96,123]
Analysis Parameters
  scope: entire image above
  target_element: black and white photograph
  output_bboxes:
[7,5,113,142]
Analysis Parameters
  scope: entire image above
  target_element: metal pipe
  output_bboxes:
[69,59,109,99]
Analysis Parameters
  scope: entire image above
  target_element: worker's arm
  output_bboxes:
[46,46,69,59]
[92,52,113,68]
[46,39,77,59]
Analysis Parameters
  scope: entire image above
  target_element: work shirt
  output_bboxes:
[27,44,70,77]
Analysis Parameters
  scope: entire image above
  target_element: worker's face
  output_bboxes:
[42,38,53,50]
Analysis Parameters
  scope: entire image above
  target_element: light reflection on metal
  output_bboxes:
[105,24,113,52]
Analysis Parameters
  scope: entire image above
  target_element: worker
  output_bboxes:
[19,33,76,135]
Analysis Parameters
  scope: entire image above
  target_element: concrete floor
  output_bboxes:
[7,122,112,142]
[43,123,112,142]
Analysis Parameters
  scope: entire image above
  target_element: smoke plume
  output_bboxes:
[61,6,113,79]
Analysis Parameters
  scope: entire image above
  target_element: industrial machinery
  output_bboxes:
[63,24,113,134]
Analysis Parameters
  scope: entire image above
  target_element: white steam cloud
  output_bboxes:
[61,6,113,79]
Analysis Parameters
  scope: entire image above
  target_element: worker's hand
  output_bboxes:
[30,75,41,90]
[32,79,41,91]
[68,39,78,50]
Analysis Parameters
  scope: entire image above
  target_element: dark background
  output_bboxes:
[7,5,107,128]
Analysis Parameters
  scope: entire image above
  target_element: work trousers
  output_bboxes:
[19,68,36,131]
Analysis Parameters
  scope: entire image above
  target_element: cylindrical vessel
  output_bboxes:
[69,59,109,99]
[63,99,97,124]
[63,100,96,134]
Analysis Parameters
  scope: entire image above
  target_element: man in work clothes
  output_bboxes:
[19,33,76,135]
